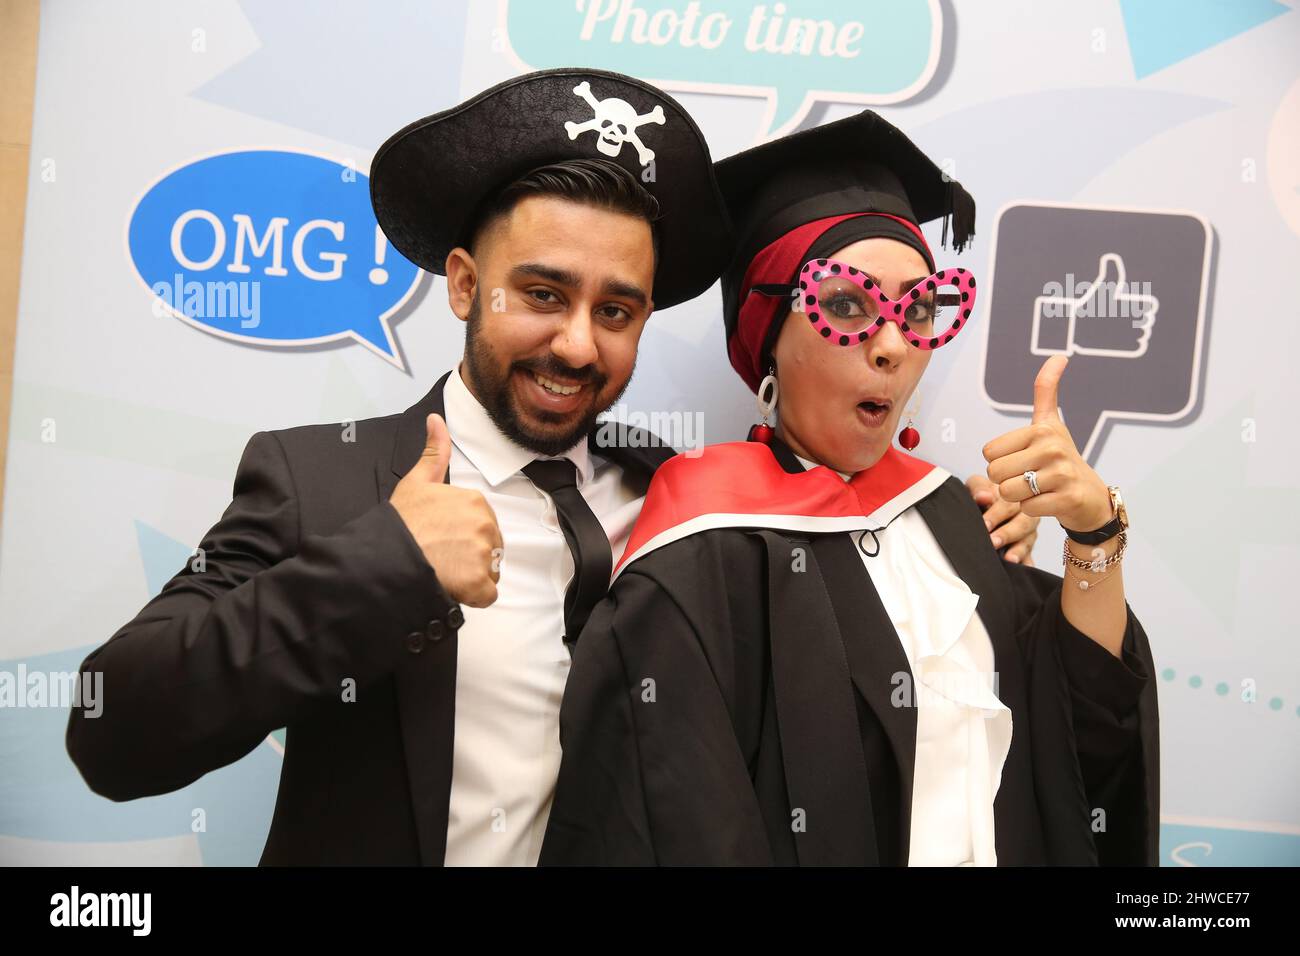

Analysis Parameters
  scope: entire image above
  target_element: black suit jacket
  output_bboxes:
[66,370,674,865]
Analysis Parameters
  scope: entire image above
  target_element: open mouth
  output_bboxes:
[515,367,590,416]
[531,371,583,396]
[856,398,892,428]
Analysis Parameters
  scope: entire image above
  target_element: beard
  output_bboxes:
[462,292,633,457]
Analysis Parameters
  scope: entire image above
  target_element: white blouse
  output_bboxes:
[796,456,1014,866]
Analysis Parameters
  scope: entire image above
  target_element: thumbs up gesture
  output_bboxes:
[389,413,504,608]
[981,357,1114,535]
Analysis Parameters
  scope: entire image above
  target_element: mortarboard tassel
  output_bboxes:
[941,180,951,250]
[942,180,977,254]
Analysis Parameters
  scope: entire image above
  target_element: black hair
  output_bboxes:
[466,158,661,264]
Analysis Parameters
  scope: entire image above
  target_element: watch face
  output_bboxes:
[1110,485,1129,528]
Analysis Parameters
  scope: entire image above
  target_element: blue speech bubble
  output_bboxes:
[127,150,421,368]
[502,0,942,141]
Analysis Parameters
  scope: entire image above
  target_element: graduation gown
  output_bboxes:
[540,438,1159,866]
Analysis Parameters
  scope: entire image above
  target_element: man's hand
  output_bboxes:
[966,473,1040,566]
[389,413,503,608]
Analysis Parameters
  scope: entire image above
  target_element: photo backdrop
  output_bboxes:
[2,0,1297,865]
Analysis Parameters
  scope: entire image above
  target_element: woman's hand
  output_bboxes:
[965,474,1040,565]
[981,356,1113,534]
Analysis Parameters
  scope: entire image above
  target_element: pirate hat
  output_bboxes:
[370,68,732,310]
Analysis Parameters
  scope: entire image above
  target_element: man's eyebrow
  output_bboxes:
[510,264,648,306]
[510,263,582,287]
[602,279,648,307]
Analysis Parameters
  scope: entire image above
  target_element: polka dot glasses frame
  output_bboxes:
[753,259,978,351]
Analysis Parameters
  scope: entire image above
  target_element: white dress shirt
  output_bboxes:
[795,454,1014,866]
[441,367,645,866]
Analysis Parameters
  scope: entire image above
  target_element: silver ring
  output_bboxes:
[1023,470,1041,496]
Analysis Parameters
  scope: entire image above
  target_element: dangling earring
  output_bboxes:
[898,388,921,451]
[748,367,778,444]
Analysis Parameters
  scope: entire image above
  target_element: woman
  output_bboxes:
[540,111,1158,866]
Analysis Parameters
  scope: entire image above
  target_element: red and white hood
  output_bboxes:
[616,441,950,578]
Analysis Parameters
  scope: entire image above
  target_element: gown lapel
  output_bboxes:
[759,529,879,864]
[760,438,917,861]
[810,531,918,856]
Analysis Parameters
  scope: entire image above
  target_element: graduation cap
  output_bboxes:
[714,110,977,391]
[369,68,732,310]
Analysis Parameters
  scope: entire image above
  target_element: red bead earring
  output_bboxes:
[897,389,921,450]
[748,368,778,444]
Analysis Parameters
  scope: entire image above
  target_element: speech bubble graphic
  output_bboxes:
[499,0,943,142]
[981,201,1212,465]
[127,149,421,369]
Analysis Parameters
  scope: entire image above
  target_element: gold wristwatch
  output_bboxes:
[1063,485,1128,545]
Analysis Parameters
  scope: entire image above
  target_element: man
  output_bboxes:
[67,68,728,866]
[66,68,1037,866]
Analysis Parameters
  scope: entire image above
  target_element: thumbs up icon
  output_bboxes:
[1031,253,1158,358]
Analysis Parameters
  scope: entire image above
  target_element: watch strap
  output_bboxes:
[1063,515,1125,545]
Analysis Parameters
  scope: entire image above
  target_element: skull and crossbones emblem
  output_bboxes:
[563,81,666,167]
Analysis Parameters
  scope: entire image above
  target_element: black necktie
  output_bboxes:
[522,458,612,649]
